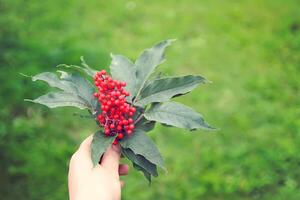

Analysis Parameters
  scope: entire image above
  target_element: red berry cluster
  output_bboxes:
[93,70,136,144]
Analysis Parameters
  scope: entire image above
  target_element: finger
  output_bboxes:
[101,144,121,174]
[120,180,125,188]
[119,164,129,176]
[70,135,93,168]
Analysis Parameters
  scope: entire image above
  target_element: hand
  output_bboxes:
[68,135,129,200]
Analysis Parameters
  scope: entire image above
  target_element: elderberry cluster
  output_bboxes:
[93,70,136,144]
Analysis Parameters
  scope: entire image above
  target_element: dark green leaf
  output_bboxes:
[80,56,98,77]
[110,54,136,99]
[25,92,88,109]
[56,56,97,77]
[33,71,97,111]
[134,39,175,100]
[144,102,215,130]
[32,72,77,93]
[135,75,207,106]
[120,129,165,171]
[58,71,97,111]
[122,148,158,177]
[135,117,156,132]
[132,162,151,183]
[91,131,116,166]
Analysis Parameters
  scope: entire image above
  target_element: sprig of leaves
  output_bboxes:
[25,71,97,111]
[25,39,215,183]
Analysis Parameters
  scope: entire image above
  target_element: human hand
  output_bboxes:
[68,135,129,200]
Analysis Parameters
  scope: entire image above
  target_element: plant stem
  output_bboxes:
[134,114,144,124]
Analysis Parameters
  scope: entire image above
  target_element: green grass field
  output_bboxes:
[1,0,299,199]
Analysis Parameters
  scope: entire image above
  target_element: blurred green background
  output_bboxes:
[1,0,299,199]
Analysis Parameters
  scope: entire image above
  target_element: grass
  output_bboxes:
[0,0,299,199]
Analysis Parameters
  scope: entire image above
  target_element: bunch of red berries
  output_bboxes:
[93,70,136,144]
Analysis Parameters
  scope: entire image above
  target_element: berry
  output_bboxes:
[128,118,134,123]
[117,125,122,131]
[129,124,134,130]
[105,129,110,135]
[112,139,118,145]
[93,92,99,98]
[93,70,137,141]
[110,124,115,129]
[117,133,124,139]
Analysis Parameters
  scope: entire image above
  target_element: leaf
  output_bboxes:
[122,147,158,177]
[135,117,156,132]
[144,102,215,130]
[135,75,207,106]
[25,92,88,109]
[80,56,98,77]
[32,72,77,93]
[110,54,136,99]
[91,131,117,166]
[56,56,97,77]
[132,162,152,183]
[58,72,97,111]
[134,39,175,99]
[120,129,165,171]
[33,71,97,111]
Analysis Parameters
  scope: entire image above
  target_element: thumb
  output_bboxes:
[100,144,121,175]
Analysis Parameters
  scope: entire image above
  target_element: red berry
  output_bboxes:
[105,129,110,135]
[121,82,126,87]
[94,71,136,140]
[130,107,136,112]
[114,100,120,105]
[93,92,99,98]
[112,140,118,145]
[117,133,124,139]
[110,124,115,129]
[128,118,134,123]
[117,125,122,131]
[129,124,134,130]
[114,114,119,119]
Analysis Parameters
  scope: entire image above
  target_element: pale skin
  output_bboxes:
[68,135,128,200]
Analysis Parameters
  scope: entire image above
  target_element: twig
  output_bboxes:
[134,114,144,124]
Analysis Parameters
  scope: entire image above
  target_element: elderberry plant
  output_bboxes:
[25,39,215,182]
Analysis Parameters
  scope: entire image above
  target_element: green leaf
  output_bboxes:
[32,72,77,93]
[144,102,215,130]
[25,92,88,109]
[110,54,136,99]
[132,162,151,183]
[33,71,97,111]
[134,39,175,100]
[120,129,165,171]
[80,56,98,77]
[135,117,156,132]
[135,75,207,106]
[91,131,117,166]
[58,72,97,111]
[122,147,158,177]
[56,56,97,77]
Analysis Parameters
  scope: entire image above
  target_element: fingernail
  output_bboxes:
[112,144,121,153]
